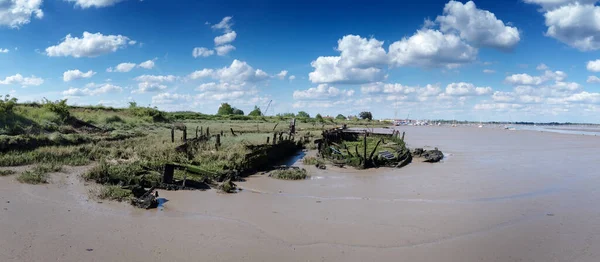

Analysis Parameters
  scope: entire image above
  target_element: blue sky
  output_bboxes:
[2,0,600,122]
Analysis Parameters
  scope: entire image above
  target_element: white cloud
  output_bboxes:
[474,102,525,111]
[152,93,192,105]
[492,91,516,102]
[214,31,237,45]
[193,47,214,58]
[587,75,600,83]
[483,69,495,73]
[0,74,43,87]
[436,1,520,50]
[293,84,354,100]
[63,69,96,82]
[505,70,567,85]
[542,3,600,51]
[213,60,269,84]
[107,62,136,73]
[0,48,8,53]
[188,69,214,80]
[536,63,549,70]
[388,29,477,68]
[215,44,235,56]
[289,75,296,81]
[195,82,244,92]
[309,35,388,84]
[0,0,43,29]
[46,32,134,58]
[523,0,597,11]
[211,16,233,32]
[62,83,122,96]
[138,59,155,69]
[66,0,127,8]
[134,75,176,83]
[276,70,288,80]
[444,82,492,96]
[132,82,167,94]
[587,59,600,72]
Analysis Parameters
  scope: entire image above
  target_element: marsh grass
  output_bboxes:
[89,185,132,202]
[270,168,309,180]
[0,169,15,176]
[302,156,323,165]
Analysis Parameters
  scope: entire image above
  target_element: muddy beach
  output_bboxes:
[2,126,600,261]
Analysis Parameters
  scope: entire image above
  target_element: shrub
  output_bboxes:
[0,169,15,176]
[17,170,48,184]
[104,115,124,124]
[91,185,132,202]
[270,168,308,180]
[302,156,323,165]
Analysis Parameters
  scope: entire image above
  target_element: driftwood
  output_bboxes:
[230,128,237,136]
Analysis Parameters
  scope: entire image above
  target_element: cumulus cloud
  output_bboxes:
[46,32,135,58]
[211,16,233,32]
[483,69,495,73]
[523,0,597,11]
[309,35,388,84]
[0,0,43,29]
[0,48,9,53]
[65,0,126,8]
[107,62,136,73]
[188,69,214,80]
[293,84,355,100]
[436,1,520,50]
[289,75,296,81]
[276,70,288,80]
[63,69,96,82]
[587,75,600,83]
[62,83,122,96]
[388,29,477,68]
[215,44,236,56]
[444,82,492,96]
[587,59,600,72]
[505,70,567,85]
[0,74,43,87]
[213,60,269,84]
[542,3,600,51]
[192,47,214,58]
[138,59,155,69]
[214,31,237,45]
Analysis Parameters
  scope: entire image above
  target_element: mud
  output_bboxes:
[2,126,600,261]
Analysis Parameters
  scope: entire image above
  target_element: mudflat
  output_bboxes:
[2,126,600,262]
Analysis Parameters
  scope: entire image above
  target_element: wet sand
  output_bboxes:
[2,126,600,261]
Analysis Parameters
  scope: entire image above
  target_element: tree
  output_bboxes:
[297,111,310,118]
[217,103,234,115]
[315,113,324,122]
[0,95,17,114]
[359,111,373,121]
[128,101,137,108]
[335,114,346,120]
[232,108,244,115]
[43,98,70,121]
[248,106,262,116]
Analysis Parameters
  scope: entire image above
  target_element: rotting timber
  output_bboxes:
[317,127,443,169]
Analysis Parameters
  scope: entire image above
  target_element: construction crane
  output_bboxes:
[264,100,272,116]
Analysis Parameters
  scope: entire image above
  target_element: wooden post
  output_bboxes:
[401,132,405,142]
[216,134,221,150]
[196,126,198,138]
[220,130,223,136]
[273,133,277,145]
[171,127,175,143]
[363,133,367,169]
[266,136,270,144]
[200,126,203,136]
[183,126,187,142]
[163,164,174,184]
[206,127,210,137]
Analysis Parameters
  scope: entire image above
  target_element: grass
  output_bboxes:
[89,185,132,202]
[302,156,324,165]
[15,163,63,184]
[0,169,15,176]
[270,168,309,180]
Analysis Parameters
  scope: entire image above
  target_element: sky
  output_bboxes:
[2,0,600,122]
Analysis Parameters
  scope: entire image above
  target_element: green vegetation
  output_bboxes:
[270,168,309,180]
[0,169,15,176]
[1,95,389,200]
[90,185,133,202]
[302,156,324,166]
[336,114,346,120]
[359,111,373,121]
